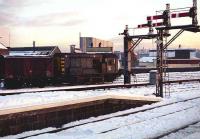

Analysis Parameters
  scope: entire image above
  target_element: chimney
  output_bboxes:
[33,41,36,52]
[70,44,76,53]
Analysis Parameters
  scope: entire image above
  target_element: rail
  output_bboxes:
[0,78,200,96]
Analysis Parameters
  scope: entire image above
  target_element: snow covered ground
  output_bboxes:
[0,82,200,110]
[114,71,200,84]
[1,71,200,139]
[31,98,200,139]
[162,122,200,139]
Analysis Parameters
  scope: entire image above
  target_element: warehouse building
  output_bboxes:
[138,49,199,68]
[149,49,196,59]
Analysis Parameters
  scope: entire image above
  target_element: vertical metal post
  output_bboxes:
[156,29,164,97]
[123,25,131,84]
[148,20,154,34]
[159,30,164,98]
[166,4,171,27]
[193,0,198,26]
[163,3,171,34]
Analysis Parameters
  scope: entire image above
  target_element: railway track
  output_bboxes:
[0,83,150,96]
[18,96,200,139]
[98,104,198,134]
[1,78,200,96]
[152,121,200,139]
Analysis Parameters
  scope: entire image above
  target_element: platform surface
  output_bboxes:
[0,95,161,116]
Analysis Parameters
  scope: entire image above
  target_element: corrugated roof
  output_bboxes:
[9,46,60,56]
[9,46,57,51]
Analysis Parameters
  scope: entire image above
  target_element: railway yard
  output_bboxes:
[0,0,200,138]
[0,71,200,139]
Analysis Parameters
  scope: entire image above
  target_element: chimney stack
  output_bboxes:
[33,41,36,52]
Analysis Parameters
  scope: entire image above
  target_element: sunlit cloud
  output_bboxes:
[0,0,199,50]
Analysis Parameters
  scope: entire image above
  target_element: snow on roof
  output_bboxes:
[139,56,156,63]
[0,43,7,49]
[9,46,57,51]
[9,51,51,56]
[8,46,60,56]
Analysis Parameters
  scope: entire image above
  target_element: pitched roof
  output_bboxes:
[9,46,57,51]
[0,43,7,49]
[9,46,60,56]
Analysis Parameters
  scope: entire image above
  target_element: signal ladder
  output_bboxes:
[163,37,170,97]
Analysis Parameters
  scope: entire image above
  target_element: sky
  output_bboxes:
[0,0,199,51]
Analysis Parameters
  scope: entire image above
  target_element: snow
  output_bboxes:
[161,122,200,139]
[13,94,200,139]
[2,82,200,110]
[9,51,50,56]
[113,71,200,84]
[139,56,155,63]
[1,71,200,139]
[0,87,156,110]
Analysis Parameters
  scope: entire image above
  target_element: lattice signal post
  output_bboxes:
[119,27,170,85]
[152,0,199,97]
[120,0,199,97]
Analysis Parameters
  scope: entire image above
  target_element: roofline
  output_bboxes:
[4,55,52,58]
[149,49,196,51]
[0,42,7,49]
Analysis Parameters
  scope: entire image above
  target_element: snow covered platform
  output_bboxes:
[0,95,160,137]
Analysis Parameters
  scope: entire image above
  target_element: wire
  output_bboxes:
[156,7,191,13]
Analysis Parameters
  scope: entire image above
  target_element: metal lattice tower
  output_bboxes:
[120,0,199,98]
[163,4,170,97]
[156,29,164,97]
[163,37,170,97]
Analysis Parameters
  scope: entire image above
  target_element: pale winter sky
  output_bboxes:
[0,0,199,51]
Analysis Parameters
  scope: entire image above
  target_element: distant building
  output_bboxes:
[195,49,200,58]
[138,48,199,68]
[136,49,149,58]
[114,51,138,68]
[9,46,61,56]
[149,49,196,59]
[80,37,113,53]
[0,43,9,55]
[138,57,156,68]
